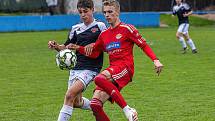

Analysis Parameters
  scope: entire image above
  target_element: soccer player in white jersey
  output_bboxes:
[172,0,197,54]
[48,0,106,121]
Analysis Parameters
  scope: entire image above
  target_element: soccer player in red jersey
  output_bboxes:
[67,0,163,121]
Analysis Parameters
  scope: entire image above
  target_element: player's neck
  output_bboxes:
[84,18,94,26]
[110,19,121,29]
[177,3,182,6]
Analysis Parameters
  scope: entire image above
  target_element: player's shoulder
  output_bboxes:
[182,2,190,8]
[95,20,106,26]
[173,5,178,9]
[182,2,189,6]
[70,23,83,32]
[99,27,109,36]
[119,23,137,33]
[94,20,107,31]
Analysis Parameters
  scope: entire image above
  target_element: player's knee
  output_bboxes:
[90,98,103,113]
[183,35,189,40]
[176,33,180,39]
[73,98,82,108]
[65,91,76,101]
[94,74,106,85]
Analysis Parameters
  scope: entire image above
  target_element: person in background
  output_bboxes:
[172,0,198,54]
[46,0,60,15]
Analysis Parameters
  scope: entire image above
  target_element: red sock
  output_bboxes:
[90,98,110,121]
[94,74,127,109]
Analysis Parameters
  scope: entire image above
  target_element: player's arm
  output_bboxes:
[127,25,163,75]
[127,25,158,61]
[183,10,192,17]
[183,3,192,17]
[172,6,177,16]
[67,36,103,58]
[48,40,66,52]
[66,43,102,58]
[48,27,77,52]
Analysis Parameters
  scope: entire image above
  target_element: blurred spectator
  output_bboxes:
[64,0,102,14]
[46,0,60,15]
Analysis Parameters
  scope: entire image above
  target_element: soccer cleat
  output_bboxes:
[192,49,197,54]
[126,108,138,121]
[181,47,187,54]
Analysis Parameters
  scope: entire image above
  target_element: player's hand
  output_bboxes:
[66,43,80,50]
[154,60,163,76]
[48,40,58,49]
[85,43,95,56]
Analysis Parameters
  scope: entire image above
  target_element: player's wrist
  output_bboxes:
[54,44,61,51]
[153,59,159,62]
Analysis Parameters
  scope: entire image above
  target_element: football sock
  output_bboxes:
[187,39,196,50]
[179,37,187,48]
[123,105,133,118]
[94,74,127,109]
[90,98,110,121]
[81,97,91,110]
[57,105,73,121]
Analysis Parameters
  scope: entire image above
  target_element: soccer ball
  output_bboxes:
[56,49,77,70]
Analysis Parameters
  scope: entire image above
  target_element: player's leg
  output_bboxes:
[94,69,138,121]
[57,79,84,121]
[57,70,97,121]
[176,24,187,53]
[90,90,110,121]
[73,93,91,110]
[183,24,197,53]
[94,70,127,108]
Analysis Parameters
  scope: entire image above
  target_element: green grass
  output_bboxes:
[0,27,215,121]
[160,14,215,27]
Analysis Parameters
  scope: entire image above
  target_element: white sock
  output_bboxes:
[187,39,196,50]
[81,97,91,110]
[179,37,187,48]
[123,105,131,118]
[57,105,73,121]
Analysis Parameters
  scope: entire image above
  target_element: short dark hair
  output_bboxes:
[77,0,94,9]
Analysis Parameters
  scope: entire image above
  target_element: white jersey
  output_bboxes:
[46,0,58,6]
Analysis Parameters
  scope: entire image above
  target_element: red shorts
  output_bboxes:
[95,65,132,102]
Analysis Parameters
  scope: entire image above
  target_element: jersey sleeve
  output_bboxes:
[172,6,177,15]
[64,27,77,46]
[184,3,192,11]
[126,25,158,61]
[78,34,104,58]
[98,22,107,32]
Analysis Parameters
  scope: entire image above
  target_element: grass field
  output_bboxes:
[0,27,215,121]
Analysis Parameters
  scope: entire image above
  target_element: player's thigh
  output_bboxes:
[177,23,185,33]
[100,70,112,81]
[176,31,183,38]
[183,32,190,40]
[105,65,131,90]
[66,80,84,98]
[68,70,98,91]
[92,90,110,103]
[178,23,189,34]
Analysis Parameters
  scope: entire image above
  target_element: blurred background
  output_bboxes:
[0,0,214,15]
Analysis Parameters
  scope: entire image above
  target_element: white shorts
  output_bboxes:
[177,23,189,35]
[68,70,98,91]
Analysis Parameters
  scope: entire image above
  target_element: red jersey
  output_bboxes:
[79,22,157,77]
